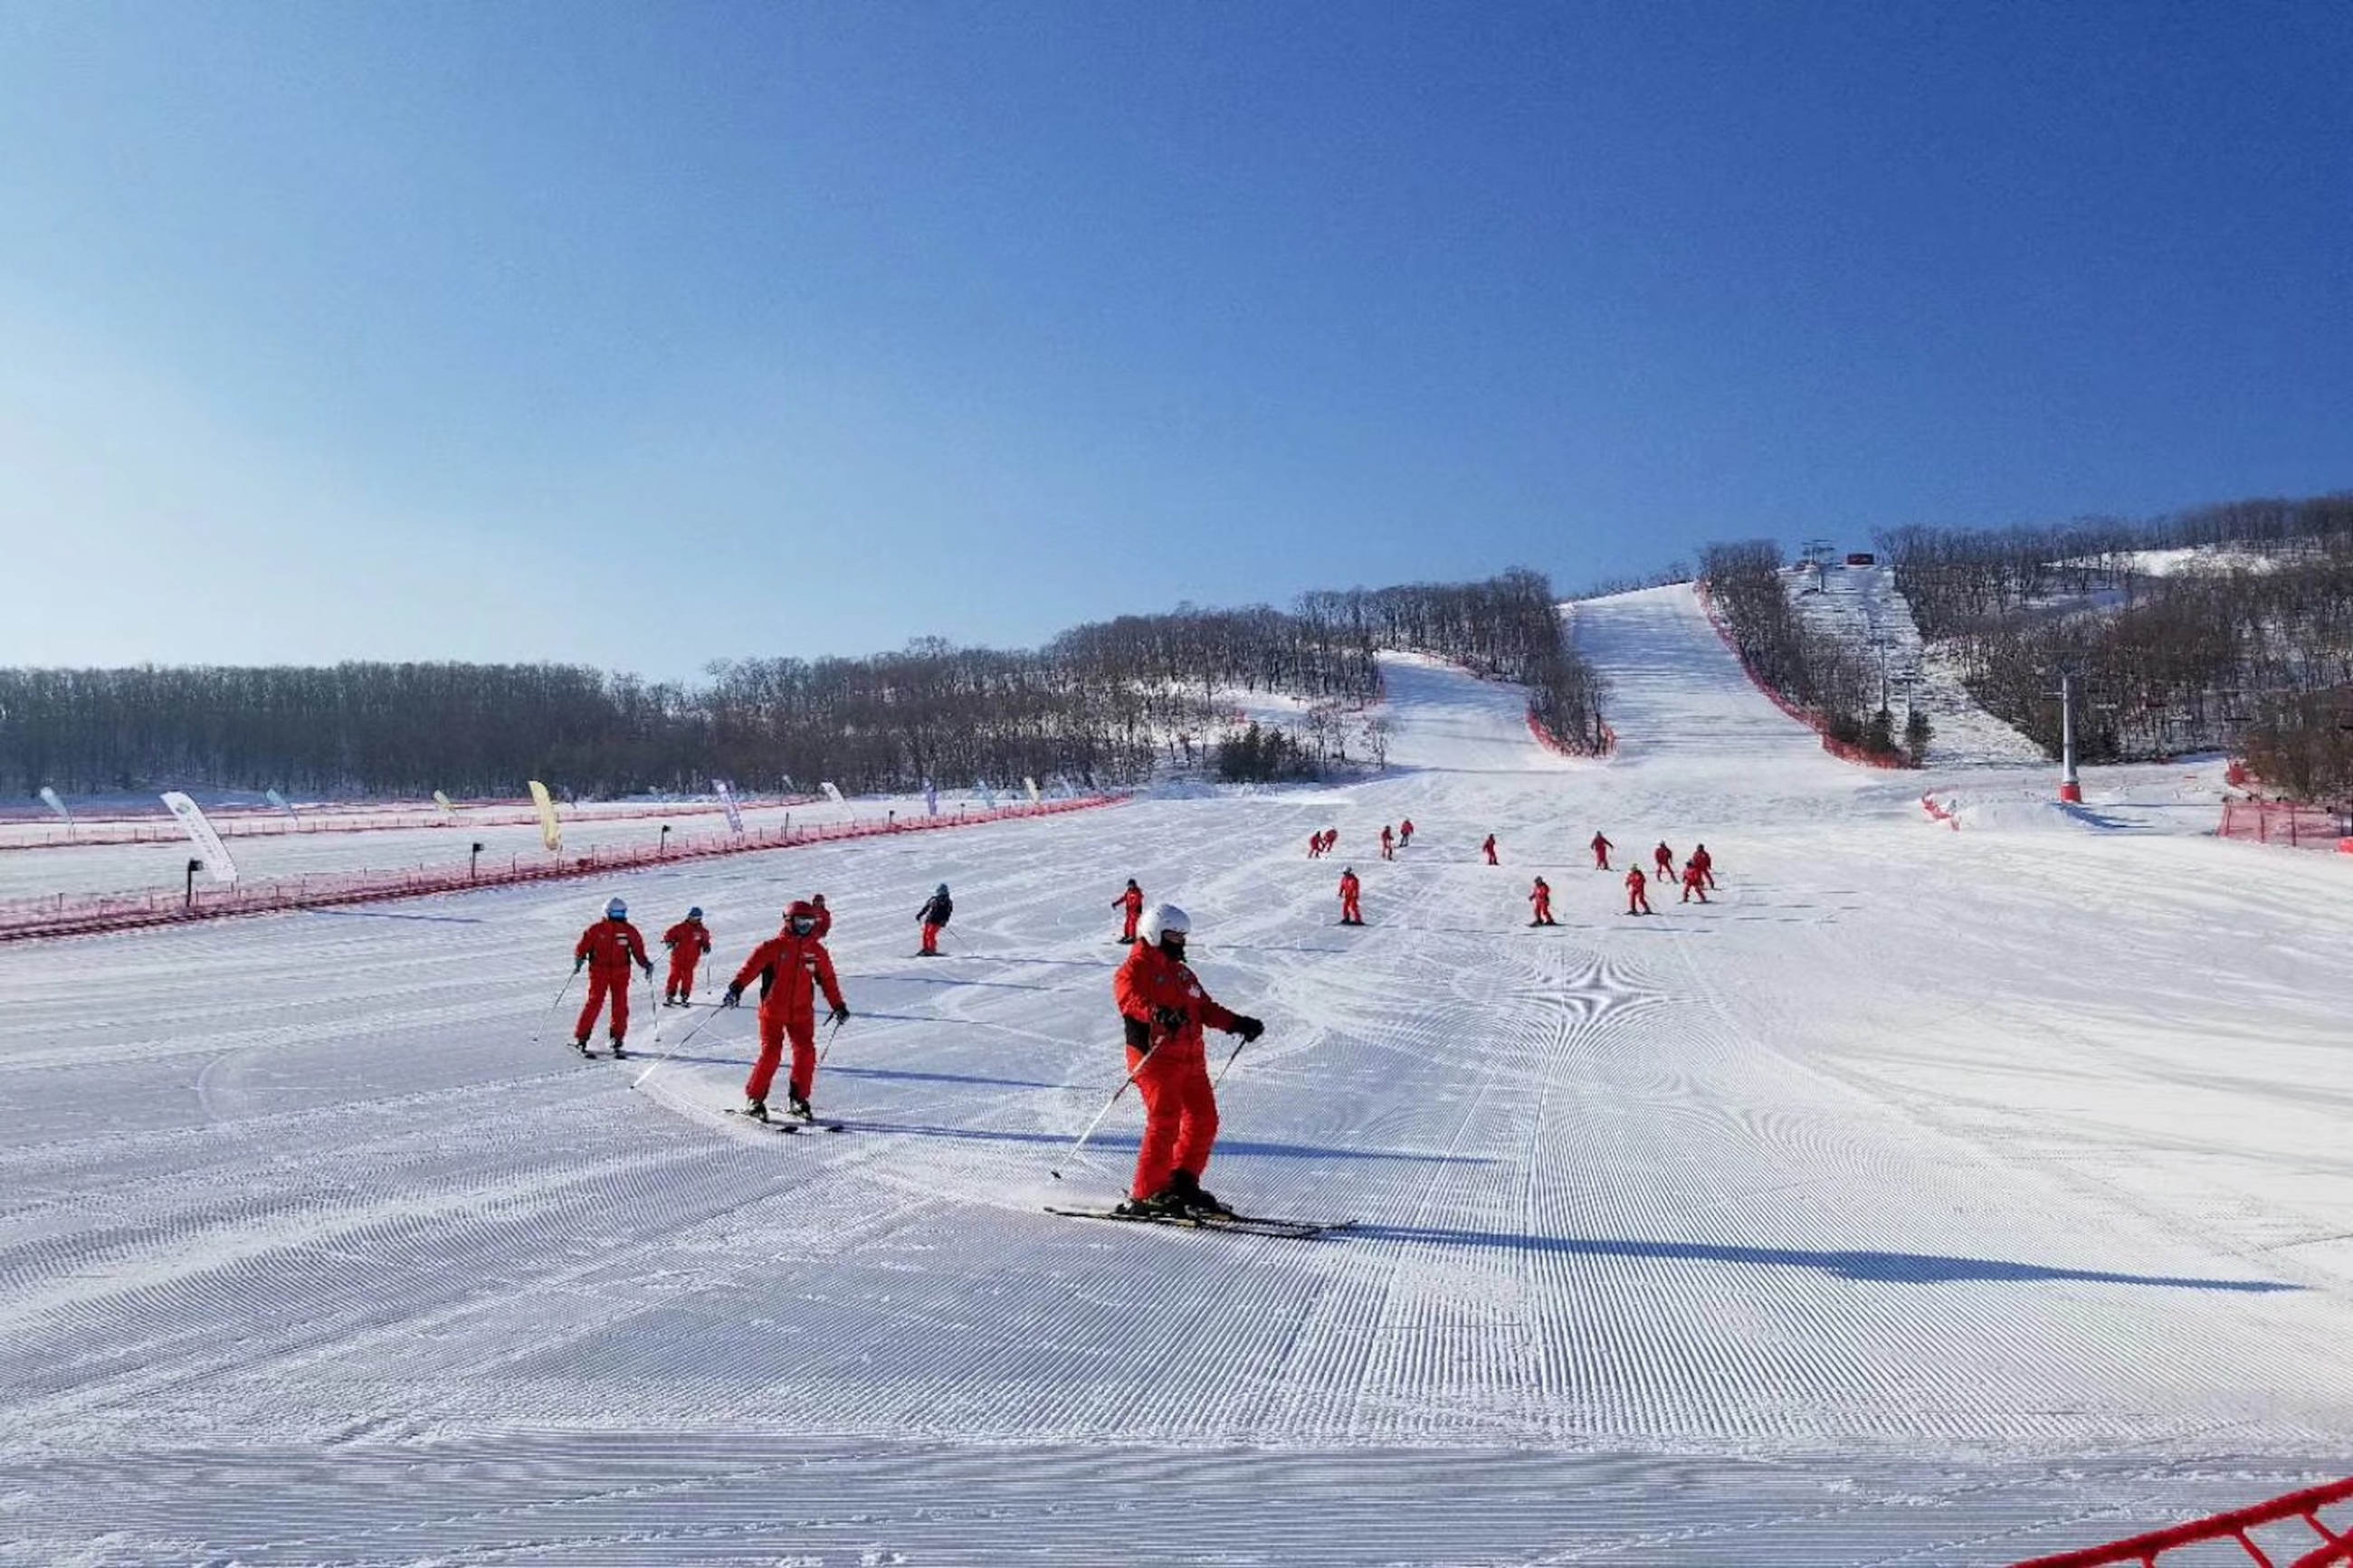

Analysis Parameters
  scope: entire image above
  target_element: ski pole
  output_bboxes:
[1209,1034,1252,1089]
[532,972,579,1050]
[816,1012,847,1069]
[1050,1057,1148,1182]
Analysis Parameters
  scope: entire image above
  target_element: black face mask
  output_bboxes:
[1158,936,1186,959]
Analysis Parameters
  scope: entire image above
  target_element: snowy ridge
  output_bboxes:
[1,589,2348,1564]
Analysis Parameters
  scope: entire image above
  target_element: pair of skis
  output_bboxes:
[724,1106,847,1135]
[1045,1205,1350,1240]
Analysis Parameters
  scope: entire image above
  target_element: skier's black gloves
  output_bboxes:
[573,956,585,974]
[1151,1005,1187,1033]
[828,1004,850,1026]
[722,985,743,1009]
[640,962,654,979]
[1233,1015,1265,1043]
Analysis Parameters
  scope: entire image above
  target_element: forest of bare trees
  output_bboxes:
[1876,494,2353,793]
[0,572,1604,799]
[1699,540,1908,760]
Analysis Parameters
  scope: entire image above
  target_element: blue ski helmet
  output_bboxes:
[605,898,627,919]
[687,906,703,919]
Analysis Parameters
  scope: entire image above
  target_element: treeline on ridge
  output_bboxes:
[0,572,1605,798]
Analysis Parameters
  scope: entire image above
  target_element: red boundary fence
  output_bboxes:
[2010,1476,2353,1567]
[1692,581,1919,771]
[1527,710,1616,759]
[0,796,1124,942]
[0,795,822,851]
[2220,798,2353,854]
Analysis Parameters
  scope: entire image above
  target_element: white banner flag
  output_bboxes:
[433,789,457,822]
[265,787,298,822]
[714,778,745,834]
[923,779,938,817]
[528,780,563,853]
[1024,776,1041,807]
[160,792,240,885]
[38,785,71,825]
[821,782,845,807]
[976,780,996,811]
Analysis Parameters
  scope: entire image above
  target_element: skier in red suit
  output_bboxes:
[1681,860,1710,904]
[1624,865,1652,916]
[1338,868,1364,926]
[573,898,653,1056]
[1653,841,1675,884]
[1112,903,1263,1216]
[809,892,833,939]
[1528,877,1554,926]
[724,899,850,1121]
[1690,843,1717,889]
[1114,879,1145,942]
[1379,823,1396,860]
[1591,832,1615,870]
[662,907,712,1004]
[1398,818,1415,848]
[1482,833,1499,865]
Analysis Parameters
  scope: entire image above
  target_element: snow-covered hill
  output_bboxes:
[3,584,2347,1565]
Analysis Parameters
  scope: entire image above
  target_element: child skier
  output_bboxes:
[1338,867,1363,926]
[572,898,653,1056]
[661,907,712,1004]
[1113,903,1264,1217]
[1482,832,1499,866]
[1624,865,1652,916]
[1114,879,1145,943]
[1528,877,1555,926]
[916,883,952,955]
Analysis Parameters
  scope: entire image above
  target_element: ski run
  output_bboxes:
[2,584,2348,1565]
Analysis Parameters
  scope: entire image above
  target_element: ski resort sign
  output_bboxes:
[159,792,240,885]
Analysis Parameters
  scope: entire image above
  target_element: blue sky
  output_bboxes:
[3,1,2348,680]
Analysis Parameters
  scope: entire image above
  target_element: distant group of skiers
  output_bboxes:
[560,815,1724,1224]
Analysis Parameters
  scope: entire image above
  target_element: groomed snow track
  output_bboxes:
[2,584,2348,1565]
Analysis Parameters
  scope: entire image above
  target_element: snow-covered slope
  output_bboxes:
[3,588,2348,1566]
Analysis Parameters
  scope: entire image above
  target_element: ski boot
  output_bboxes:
[788,1093,814,1123]
[574,1036,593,1058]
[609,1035,628,1060]
[1167,1170,1233,1217]
[1116,1191,1188,1219]
[744,1097,768,1122]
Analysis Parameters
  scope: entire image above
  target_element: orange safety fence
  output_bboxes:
[0,796,1124,942]
[2010,1476,2353,1567]
[2218,798,2353,853]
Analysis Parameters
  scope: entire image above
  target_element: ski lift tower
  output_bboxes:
[2055,666,2084,803]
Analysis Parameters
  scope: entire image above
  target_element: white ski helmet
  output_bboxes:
[1138,902,1189,945]
[605,898,627,919]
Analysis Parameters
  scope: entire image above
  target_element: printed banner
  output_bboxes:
[160,792,241,885]
[821,782,845,807]
[433,789,457,821]
[38,786,71,824]
[528,780,563,853]
[714,778,745,834]
[923,779,938,817]
[1024,776,1042,807]
[265,787,298,822]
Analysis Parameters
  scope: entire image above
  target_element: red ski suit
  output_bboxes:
[662,917,711,1001]
[810,901,834,939]
[1591,833,1614,870]
[574,919,651,1042]
[1482,834,1499,865]
[1681,861,1710,903]
[1115,886,1144,942]
[1529,881,1552,923]
[730,930,847,1104]
[1653,844,1674,881]
[1379,826,1395,860]
[1306,832,1321,859]
[1338,870,1362,924]
[1624,867,1651,915]
[1689,847,1716,889]
[1114,940,1241,1202]
[1399,819,1415,847]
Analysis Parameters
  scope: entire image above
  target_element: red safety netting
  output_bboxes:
[1527,709,1616,758]
[0,796,1123,942]
[2010,1477,2353,1568]
[1693,580,1920,771]
[0,795,822,851]
[2218,798,2353,853]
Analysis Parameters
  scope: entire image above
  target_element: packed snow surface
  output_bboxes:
[4,584,2348,1565]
